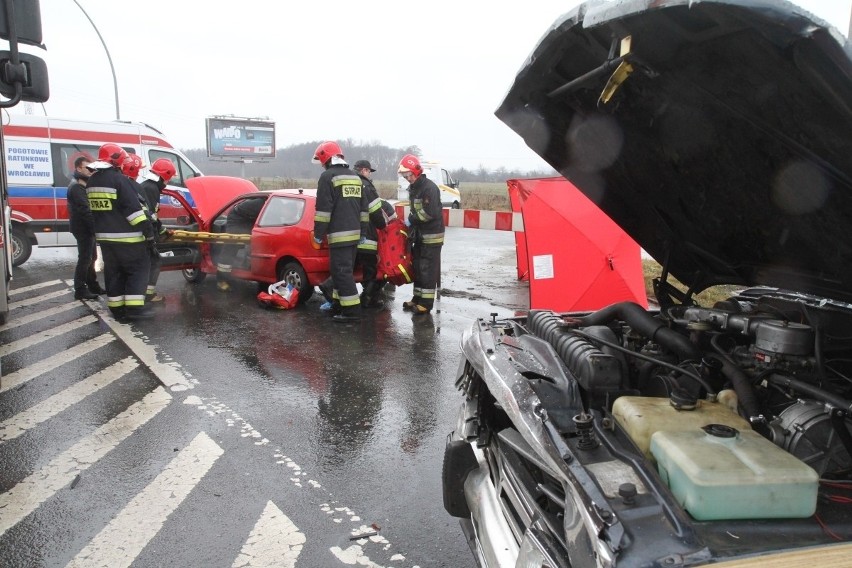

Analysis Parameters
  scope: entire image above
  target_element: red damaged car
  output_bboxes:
[156,176,330,303]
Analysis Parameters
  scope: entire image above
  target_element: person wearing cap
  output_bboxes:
[398,153,444,315]
[353,159,389,308]
[311,141,366,322]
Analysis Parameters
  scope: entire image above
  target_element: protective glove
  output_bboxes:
[160,229,175,242]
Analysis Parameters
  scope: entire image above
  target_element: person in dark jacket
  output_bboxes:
[312,141,367,322]
[87,143,156,321]
[67,156,104,300]
[138,158,176,302]
[398,154,444,315]
[353,159,388,307]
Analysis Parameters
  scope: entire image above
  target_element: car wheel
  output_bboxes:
[443,437,477,517]
[182,267,207,283]
[452,201,461,209]
[277,261,313,304]
[11,227,32,267]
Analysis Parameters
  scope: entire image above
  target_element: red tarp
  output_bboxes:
[508,177,648,311]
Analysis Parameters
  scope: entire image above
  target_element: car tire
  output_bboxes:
[277,261,313,304]
[11,227,32,267]
[182,267,207,283]
[452,201,460,209]
[442,438,478,517]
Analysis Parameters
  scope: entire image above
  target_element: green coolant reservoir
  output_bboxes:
[612,395,751,462]
[651,424,819,521]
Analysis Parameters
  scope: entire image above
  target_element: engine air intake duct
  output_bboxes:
[528,310,625,394]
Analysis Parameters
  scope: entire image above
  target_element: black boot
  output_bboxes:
[125,306,155,320]
[88,282,106,295]
[333,306,361,323]
[318,278,334,303]
[74,286,99,300]
[360,281,375,307]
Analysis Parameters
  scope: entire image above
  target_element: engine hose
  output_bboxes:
[577,301,702,361]
[705,353,761,421]
[766,373,852,414]
[570,328,716,395]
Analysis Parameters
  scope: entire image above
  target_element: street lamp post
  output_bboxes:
[72,0,120,119]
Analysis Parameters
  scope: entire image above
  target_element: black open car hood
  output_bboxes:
[497,0,852,303]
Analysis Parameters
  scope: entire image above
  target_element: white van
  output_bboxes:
[1,114,203,265]
[397,160,461,209]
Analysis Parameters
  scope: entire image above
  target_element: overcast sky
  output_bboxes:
[9,0,851,171]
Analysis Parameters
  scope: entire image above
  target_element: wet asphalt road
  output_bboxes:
[0,227,529,567]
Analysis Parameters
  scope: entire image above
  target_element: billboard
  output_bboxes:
[206,117,276,159]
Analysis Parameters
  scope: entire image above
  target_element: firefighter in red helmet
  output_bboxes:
[312,141,367,322]
[139,158,177,302]
[399,154,444,315]
[87,143,156,321]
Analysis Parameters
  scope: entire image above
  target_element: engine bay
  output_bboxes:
[490,287,852,528]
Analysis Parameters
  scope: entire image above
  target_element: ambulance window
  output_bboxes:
[50,144,100,186]
[257,196,305,227]
[148,150,198,189]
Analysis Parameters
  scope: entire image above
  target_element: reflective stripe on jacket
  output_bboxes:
[314,165,366,248]
[408,175,444,247]
[87,167,153,244]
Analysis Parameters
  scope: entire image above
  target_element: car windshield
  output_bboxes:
[257,196,305,227]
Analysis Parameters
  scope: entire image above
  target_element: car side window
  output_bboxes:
[257,196,305,227]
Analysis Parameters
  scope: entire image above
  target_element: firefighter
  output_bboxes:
[312,141,365,322]
[398,154,444,315]
[87,143,156,321]
[138,158,177,302]
[353,159,388,308]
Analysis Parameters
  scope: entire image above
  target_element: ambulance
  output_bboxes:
[1,114,203,266]
[396,160,461,209]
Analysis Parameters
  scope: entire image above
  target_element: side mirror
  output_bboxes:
[0,51,49,103]
[0,0,43,46]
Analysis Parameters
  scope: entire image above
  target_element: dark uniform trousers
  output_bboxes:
[72,231,99,291]
[102,242,151,316]
[330,245,360,315]
[356,250,378,283]
[412,243,442,310]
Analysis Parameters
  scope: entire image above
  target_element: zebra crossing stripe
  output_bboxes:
[8,289,70,310]
[0,333,115,393]
[0,301,82,331]
[98,307,193,391]
[231,501,305,568]
[0,357,139,443]
[68,431,223,568]
[9,280,64,296]
[0,387,172,538]
[0,315,98,357]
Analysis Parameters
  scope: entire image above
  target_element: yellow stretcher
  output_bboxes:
[166,230,252,244]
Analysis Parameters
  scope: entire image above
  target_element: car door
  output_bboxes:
[247,194,308,282]
[156,189,204,271]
